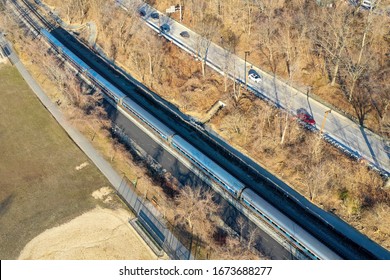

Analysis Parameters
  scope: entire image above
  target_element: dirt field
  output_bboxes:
[18,208,153,260]
[0,64,161,259]
[18,198,159,260]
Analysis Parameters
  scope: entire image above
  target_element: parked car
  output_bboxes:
[160,24,170,33]
[349,0,375,10]
[296,108,316,125]
[151,12,159,19]
[361,0,375,10]
[248,69,262,83]
[179,31,190,38]
[139,9,146,17]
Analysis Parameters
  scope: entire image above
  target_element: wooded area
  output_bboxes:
[154,0,390,133]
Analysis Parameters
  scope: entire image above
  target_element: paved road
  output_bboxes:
[119,0,390,176]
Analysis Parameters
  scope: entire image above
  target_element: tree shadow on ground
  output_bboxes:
[0,194,14,216]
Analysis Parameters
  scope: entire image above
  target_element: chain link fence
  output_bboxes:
[117,175,199,260]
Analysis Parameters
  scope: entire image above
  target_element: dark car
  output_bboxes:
[139,9,146,17]
[151,12,159,19]
[2,46,11,56]
[296,108,316,125]
[160,24,170,33]
[179,31,190,38]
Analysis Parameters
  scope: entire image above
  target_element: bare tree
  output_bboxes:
[72,0,89,21]
[310,2,356,86]
[173,185,220,242]
[236,216,260,250]
[220,29,239,91]
[140,32,165,88]
[243,0,254,36]
[195,13,222,77]
[254,0,283,76]
[350,78,373,125]
[342,1,378,103]
[211,234,262,260]
[306,161,331,202]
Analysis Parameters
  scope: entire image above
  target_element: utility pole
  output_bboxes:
[320,110,331,134]
[306,86,312,100]
[244,51,250,87]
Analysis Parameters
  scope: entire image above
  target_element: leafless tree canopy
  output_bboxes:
[173,186,220,240]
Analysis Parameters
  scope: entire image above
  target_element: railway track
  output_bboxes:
[18,0,55,30]
[8,0,390,260]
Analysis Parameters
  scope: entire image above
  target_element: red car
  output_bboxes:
[296,108,316,125]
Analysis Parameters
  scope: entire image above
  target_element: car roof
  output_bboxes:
[297,108,309,115]
[248,69,258,75]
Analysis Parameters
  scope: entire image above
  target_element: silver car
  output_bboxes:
[248,69,262,83]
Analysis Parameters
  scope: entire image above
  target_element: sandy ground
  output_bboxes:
[18,188,167,260]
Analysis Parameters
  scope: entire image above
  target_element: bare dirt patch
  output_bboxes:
[76,161,90,170]
[18,207,161,260]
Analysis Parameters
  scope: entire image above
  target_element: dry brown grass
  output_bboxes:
[0,64,112,259]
